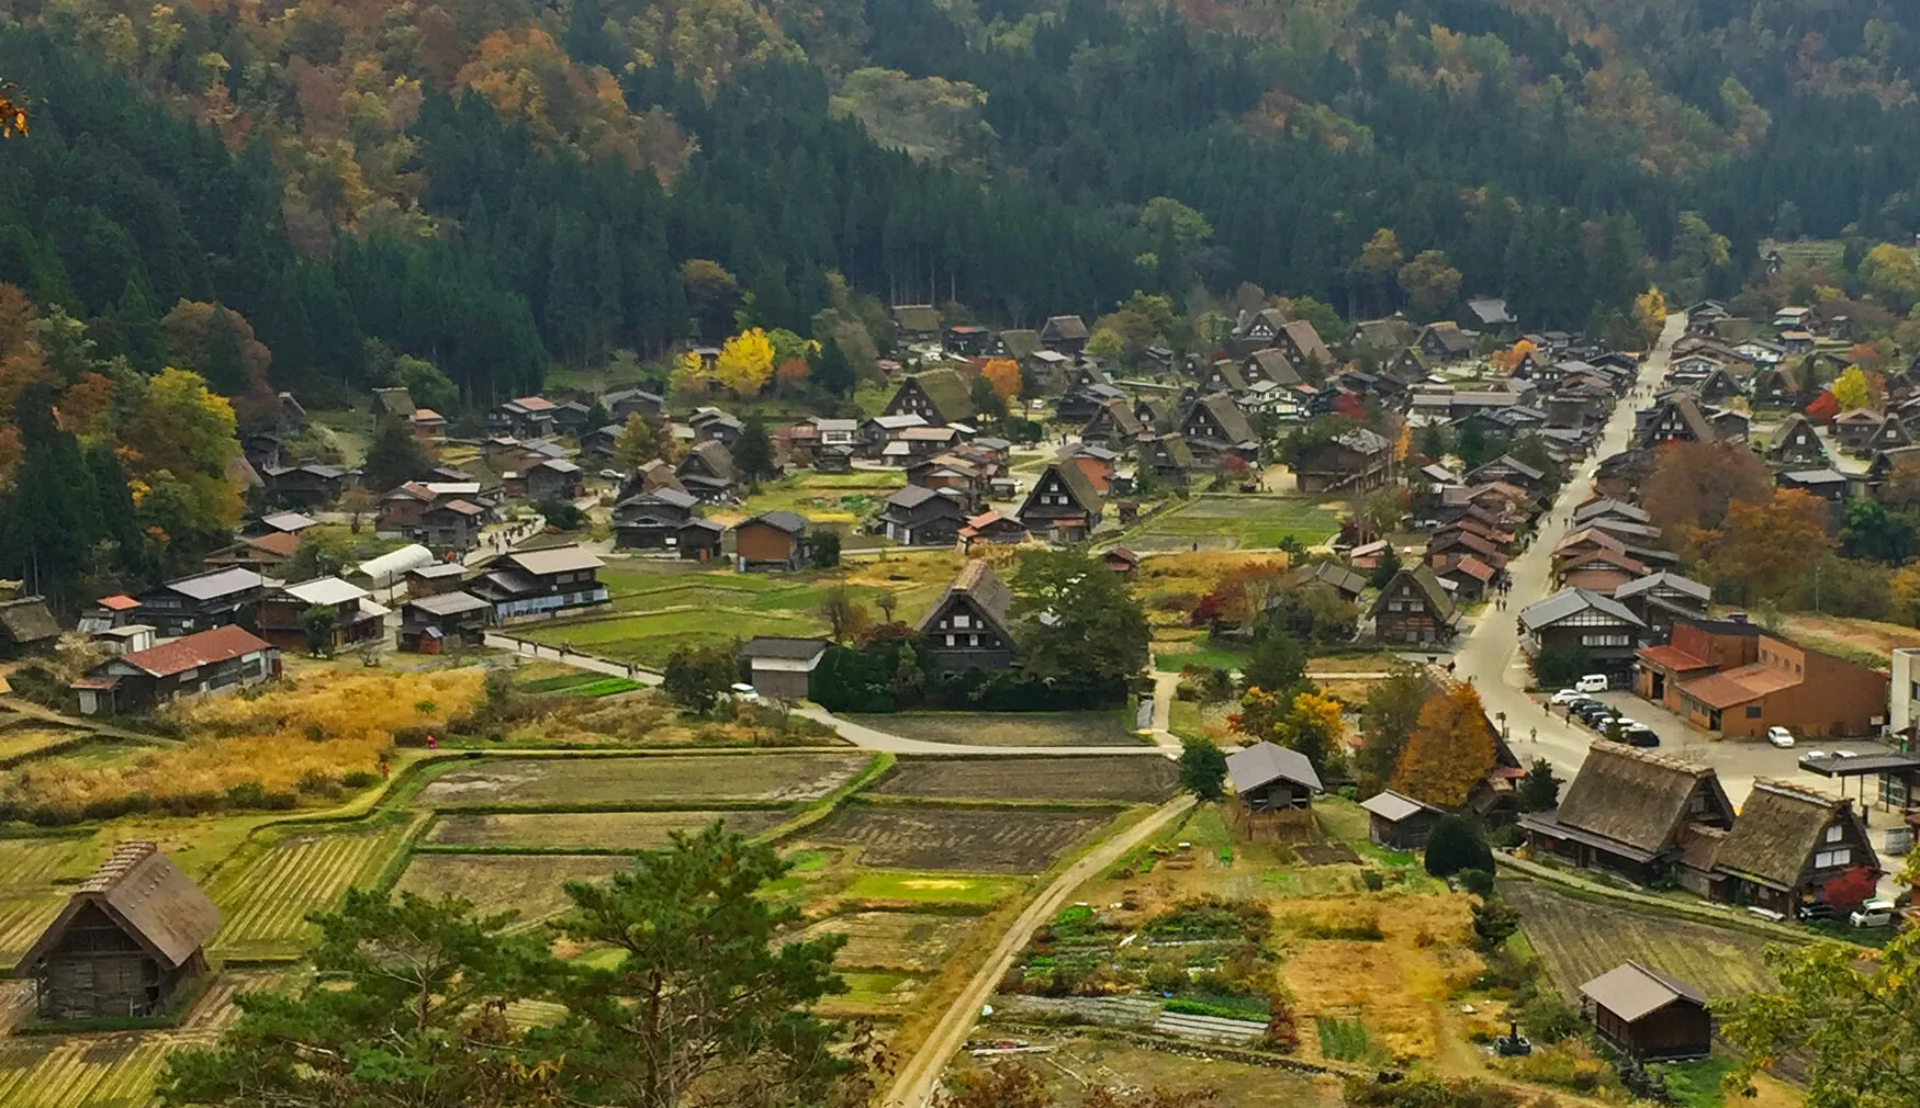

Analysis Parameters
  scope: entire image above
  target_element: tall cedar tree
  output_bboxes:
[1392,680,1496,808]
[1240,625,1306,695]
[734,415,776,481]
[363,416,433,492]
[1010,548,1150,683]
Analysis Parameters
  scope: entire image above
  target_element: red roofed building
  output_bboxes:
[1635,618,1887,738]
[72,625,280,716]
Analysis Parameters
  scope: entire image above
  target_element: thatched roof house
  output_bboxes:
[18,842,221,1021]
[1709,780,1878,917]
[1520,742,1734,884]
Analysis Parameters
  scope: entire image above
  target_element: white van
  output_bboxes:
[1574,674,1610,693]
[1851,900,1897,928]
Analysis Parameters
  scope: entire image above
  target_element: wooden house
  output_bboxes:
[676,441,739,502]
[1039,315,1089,353]
[1081,398,1144,445]
[878,486,967,546]
[398,591,491,653]
[1831,408,1885,452]
[613,488,700,550]
[1178,394,1260,464]
[1293,427,1391,494]
[892,304,942,343]
[1244,348,1305,389]
[1370,566,1459,645]
[741,637,828,699]
[1636,394,1716,448]
[945,324,992,356]
[991,328,1041,362]
[420,499,485,552]
[1056,382,1124,425]
[1520,742,1735,885]
[689,408,744,446]
[1709,780,1877,918]
[732,511,811,572]
[1612,571,1711,642]
[1417,322,1476,362]
[405,563,469,599]
[915,560,1018,674]
[257,577,388,652]
[1767,414,1827,467]
[1225,742,1323,811]
[1360,790,1444,849]
[469,546,608,621]
[261,462,345,508]
[1139,433,1196,488]
[883,369,976,426]
[1016,462,1104,543]
[71,625,279,715]
[0,597,60,657]
[487,396,558,439]
[1579,963,1711,1062]
[959,510,1029,549]
[1517,587,1646,682]
[603,387,665,422]
[132,567,277,638]
[18,843,220,1021]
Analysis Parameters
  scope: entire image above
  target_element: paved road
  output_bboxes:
[883,794,1197,1108]
[1450,315,1890,810]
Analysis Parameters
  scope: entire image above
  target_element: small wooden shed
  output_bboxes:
[1578,961,1711,1061]
[1360,790,1444,850]
[18,842,222,1021]
[1225,742,1323,812]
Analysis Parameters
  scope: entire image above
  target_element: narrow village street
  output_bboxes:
[1450,315,1887,808]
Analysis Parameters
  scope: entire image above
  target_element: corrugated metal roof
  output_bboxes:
[281,577,368,606]
[1579,962,1706,1023]
[117,625,272,678]
[1225,741,1323,795]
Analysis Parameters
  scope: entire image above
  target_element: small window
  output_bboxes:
[1826,825,1844,843]
[952,614,970,629]
[1815,848,1852,869]
[1745,706,1763,719]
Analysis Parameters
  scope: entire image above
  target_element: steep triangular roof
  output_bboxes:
[915,559,1016,643]
[1551,743,1728,856]
[1713,780,1870,890]
[19,843,221,972]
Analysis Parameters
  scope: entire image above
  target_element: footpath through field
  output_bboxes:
[883,793,1196,1108]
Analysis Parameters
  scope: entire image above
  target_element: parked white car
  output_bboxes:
[1766,726,1795,749]
[1574,674,1610,693]
[728,682,762,702]
[1851,900,1897,928]
[1549,688,1585,705]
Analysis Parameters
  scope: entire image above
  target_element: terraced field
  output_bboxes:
[872,756,1178,802]
[803,805,1113,872]
[424,809,788,850]
[414,753,870,809]
[795,911,978,974]
[392,853,634,927]
[0,836,101,970]
[0,1033,181,1108]
[1506,881,1778,1001]
[204,819,420,960]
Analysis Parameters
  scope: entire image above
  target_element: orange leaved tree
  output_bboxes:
[1391,680,1495,808]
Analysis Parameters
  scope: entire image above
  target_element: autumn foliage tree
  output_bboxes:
[981,358,1021,404]
[1818,865,1879,914]
[1643,439,1772,558]
[1392,680,1495,808]
[1706,489,1833,603]
[714,328,775,394]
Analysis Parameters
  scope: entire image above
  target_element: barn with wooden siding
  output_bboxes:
[17,842,222,1021]
[1225,742,1323,811]
[1579,962,1712,1061]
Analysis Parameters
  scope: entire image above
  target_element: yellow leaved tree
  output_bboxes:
[1831,365,1871,412]
[981,358,1021,403]
[714,328,774,395]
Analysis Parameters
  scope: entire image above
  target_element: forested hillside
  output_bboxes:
[3,0,1920,403]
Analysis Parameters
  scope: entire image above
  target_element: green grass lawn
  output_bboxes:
[732,471,905,524]
[1153,644,1249,673]
[1123,495,1341,552]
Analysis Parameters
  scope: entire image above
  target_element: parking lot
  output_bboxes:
[1541,687,1894,817]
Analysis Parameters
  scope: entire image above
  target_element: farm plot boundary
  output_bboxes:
[1505,879,1780,1002]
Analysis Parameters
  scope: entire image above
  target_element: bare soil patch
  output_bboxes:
[414,753,869,808]
[872,756,1177,802]
[803,805,1113,872]
[425,809,787,850]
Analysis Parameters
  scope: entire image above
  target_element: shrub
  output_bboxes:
[1529,644,1592,689]
[1362,870,1385,891]
[1425,814,1495,878]
[1471,896,1521,954]
[1178,737,1228,800]
[1517,995,1583,1044]
[1457,868,1496,897]
[1488,823,1525,849]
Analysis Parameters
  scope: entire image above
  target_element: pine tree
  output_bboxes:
[363,417,432,492]
[733,416,775,481]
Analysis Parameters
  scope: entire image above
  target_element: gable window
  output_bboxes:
[952,614,970,629]
[1825,825,1845,843]
[1815,848,1852,869]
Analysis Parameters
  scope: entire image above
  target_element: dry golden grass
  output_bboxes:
[1136,551,1291,594]
[1276,892,1482,1065]
[0,668,483,815]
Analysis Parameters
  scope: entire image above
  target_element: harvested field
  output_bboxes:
[1124,495,1341,552]
[804,805,1112,872]
[815,969,927,1017]
[1506,880,1778,1001]
[851,712,1146,748]
[872,756,1178,802]
[842,871,1021,906]
[950,1034,1341,1107]
[0,727,93,767]
[0,1032,183,1108]
[794,911,977,973]
[415,753,870,809]
[0,836,102,970]
[393,853,633,926]
[207,819,419,959]
[425,809,788,850]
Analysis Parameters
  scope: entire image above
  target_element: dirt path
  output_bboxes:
[883,794,1197,1108]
